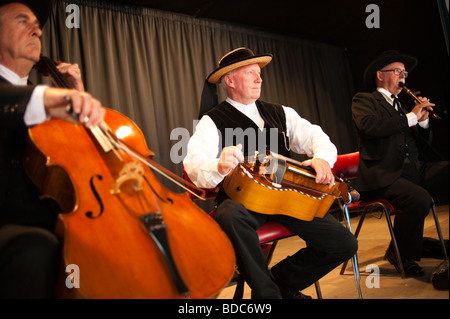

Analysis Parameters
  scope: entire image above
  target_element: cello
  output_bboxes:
[24,56,235,298]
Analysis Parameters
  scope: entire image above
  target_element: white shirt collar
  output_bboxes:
[0,64,29,85]
[377,87,395,106]
[226,97,257,112]
[225,97,264,129]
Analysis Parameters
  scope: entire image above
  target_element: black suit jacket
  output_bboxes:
[0,77,58,230]
[351,90,441,192]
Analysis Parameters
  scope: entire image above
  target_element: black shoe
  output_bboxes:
[277,285,312,299]
[270,269,312,299]
[422,237,449,259]
[385,247,425,277]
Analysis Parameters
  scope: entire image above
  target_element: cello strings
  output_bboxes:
[97,123,205,201]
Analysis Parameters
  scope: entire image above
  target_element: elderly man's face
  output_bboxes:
[0,3,42,69]
[376,62,407,95]
[225,63,263,105]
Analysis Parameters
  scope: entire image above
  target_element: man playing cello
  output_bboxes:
[0,0,105,298]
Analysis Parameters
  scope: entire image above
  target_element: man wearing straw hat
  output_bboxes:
[0,0,105,298]
[184,47,357,299]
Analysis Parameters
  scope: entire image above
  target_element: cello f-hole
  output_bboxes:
[85,174,104,219]
[142,174,172,204]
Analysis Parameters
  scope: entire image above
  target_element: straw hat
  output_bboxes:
[198,47,273,119]
[206,47,273,84]
[363,50,417,91]
[0,0,53,27]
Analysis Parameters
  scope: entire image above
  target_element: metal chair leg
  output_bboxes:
[233,274,245,299]
[341,201,363,299]
[383,209,406,278]
[340,211,367,275]
[430,199,448,261]
[265,241,278,264]
[314,281,322,299]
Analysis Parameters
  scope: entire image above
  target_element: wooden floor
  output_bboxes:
[216,205,449,299]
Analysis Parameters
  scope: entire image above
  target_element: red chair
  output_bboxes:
[182,169,322,298]
[331,152,448,278]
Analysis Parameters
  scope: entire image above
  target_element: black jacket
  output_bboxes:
[0,77,58,230]
[351,90,441,192]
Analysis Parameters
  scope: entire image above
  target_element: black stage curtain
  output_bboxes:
[34,0,357,191]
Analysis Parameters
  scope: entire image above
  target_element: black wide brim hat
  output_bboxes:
[363,50,418,91]
[206,47,273,84]
[0,0,53,27]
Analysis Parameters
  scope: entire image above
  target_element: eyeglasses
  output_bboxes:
[379,68,408,78]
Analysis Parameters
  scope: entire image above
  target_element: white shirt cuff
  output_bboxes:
[23,85,48,126]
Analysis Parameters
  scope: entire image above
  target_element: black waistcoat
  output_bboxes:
[205,100,291,204]
[398,101,420,165]
[205,100,291,158]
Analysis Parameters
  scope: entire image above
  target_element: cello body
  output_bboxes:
[24,109,235,299]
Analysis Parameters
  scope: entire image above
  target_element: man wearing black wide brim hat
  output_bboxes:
[184,47,357,299]
[363,50,418,92]
[0,1,106,298]
[352,50,449,277]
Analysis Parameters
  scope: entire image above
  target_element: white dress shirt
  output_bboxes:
[0,64,48,126]
[183,97,337,188]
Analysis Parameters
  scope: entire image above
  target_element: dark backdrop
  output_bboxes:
[34,0,359,191]
[33,0,448,192]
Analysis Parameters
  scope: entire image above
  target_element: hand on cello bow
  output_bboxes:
[43,88,105,127]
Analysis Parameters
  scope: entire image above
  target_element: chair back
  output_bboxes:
[332,152,359,180]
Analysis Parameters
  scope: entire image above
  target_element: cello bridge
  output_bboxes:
[110,162,145,195]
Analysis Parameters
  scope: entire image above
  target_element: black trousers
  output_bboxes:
[0,224,61,298]
[215,199,358,299]
[361,160,449,260]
